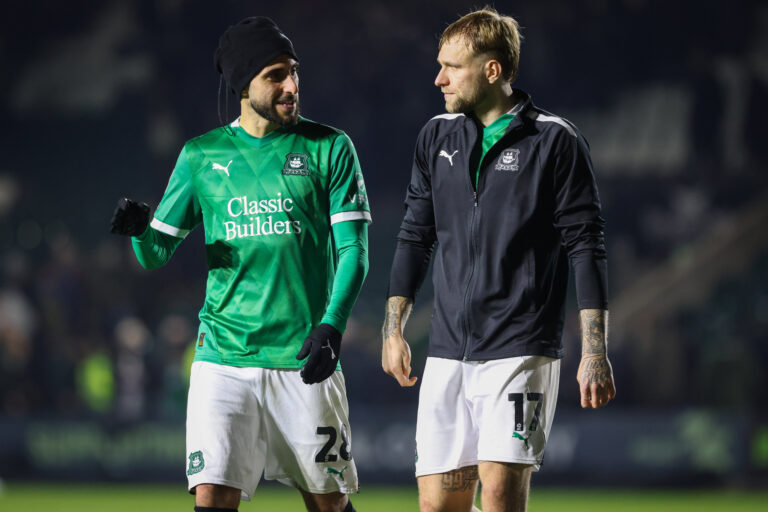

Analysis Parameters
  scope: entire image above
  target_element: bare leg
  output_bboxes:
[299,489,350,512]
[477,462,533,512]
[194,483,241,509]
[417,466,481,512]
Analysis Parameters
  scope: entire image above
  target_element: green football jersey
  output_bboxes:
[150,117,371,368]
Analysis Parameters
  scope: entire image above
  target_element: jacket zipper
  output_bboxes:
[460,117,523,360]
[461,143,497,359]
[461,120,517,360]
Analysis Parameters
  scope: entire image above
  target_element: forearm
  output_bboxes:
[579,308,612,391]
[321,221,369,333]
[577,308,616,407]
[131,226,183,269]
[381,295,418,386]
[579,309,609,355]
[382,296,414,339]
[386,235,434,300]
[571,251,608,309]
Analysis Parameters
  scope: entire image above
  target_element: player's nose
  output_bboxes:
[283,75,298,94]
[435,67,448,87]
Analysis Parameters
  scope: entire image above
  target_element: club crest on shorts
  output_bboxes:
[495,148,520,172]
[282,153,310,175]
[187,451,205,475]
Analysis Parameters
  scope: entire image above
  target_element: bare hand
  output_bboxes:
[576,354,616,408]
[382,334,418,387]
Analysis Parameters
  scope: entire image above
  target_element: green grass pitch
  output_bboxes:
[1,483,766,511]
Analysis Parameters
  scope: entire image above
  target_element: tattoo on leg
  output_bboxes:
[441,466,478,492]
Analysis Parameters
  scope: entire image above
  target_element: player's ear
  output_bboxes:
[485,59,502,84]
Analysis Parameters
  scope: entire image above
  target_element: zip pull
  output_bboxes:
[473,191,478,206]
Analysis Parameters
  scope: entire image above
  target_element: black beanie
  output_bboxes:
[214,17,299,95]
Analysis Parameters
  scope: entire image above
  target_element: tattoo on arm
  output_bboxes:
[580,356,612,384]
[580,309,608,356]
[441,466,478,492]
[382,296,413,338]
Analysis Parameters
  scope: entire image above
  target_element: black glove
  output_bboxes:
[110,197,150,236]
[296,323,342,384]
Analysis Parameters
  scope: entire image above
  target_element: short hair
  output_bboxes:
[439,6,523,83]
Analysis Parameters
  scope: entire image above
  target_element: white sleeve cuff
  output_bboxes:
[329,211,372,225]
[150,218,190,238]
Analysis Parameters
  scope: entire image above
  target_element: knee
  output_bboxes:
[418,496,440,512]
[480,480,509,504]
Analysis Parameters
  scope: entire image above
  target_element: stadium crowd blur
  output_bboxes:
[1,0,766,426]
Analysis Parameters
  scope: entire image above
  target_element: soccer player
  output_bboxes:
[111,17,369,512]
[381,8,615,512]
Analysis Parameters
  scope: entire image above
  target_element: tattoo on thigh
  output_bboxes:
[441,466,478,492]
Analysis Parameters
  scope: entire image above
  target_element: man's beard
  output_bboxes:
[446,90,483,114]
[250,96,300,127]
[445,80,484,114]
[446,94,475,114]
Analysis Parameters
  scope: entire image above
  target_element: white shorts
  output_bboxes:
[415,355,560,476]
[186,361,358,500]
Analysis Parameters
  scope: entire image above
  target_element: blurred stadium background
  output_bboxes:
[1,0,767,509]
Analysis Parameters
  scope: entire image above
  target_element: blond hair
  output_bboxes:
[439,7,522,82]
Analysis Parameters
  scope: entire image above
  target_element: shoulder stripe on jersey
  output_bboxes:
[330,211,372,225]
[526,111,577,137]
[431,113,465,121]
[151,218,190,238]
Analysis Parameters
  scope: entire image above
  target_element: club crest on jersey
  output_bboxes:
[282,153,310,175]
[496,149,520,172]
[187,451,205,475]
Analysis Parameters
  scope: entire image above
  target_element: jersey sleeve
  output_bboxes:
[320,220,369,333]
[327,133,372,225]
[387,123,437,300]
[150,146,203,238]
[552,128,608,310]
[132,227,184,269]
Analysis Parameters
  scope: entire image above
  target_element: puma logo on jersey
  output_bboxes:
[322,339,336,360]
[212,160,233,176]
[439,149,458,166]
[512,432,530,449]
[326,466,348,480]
